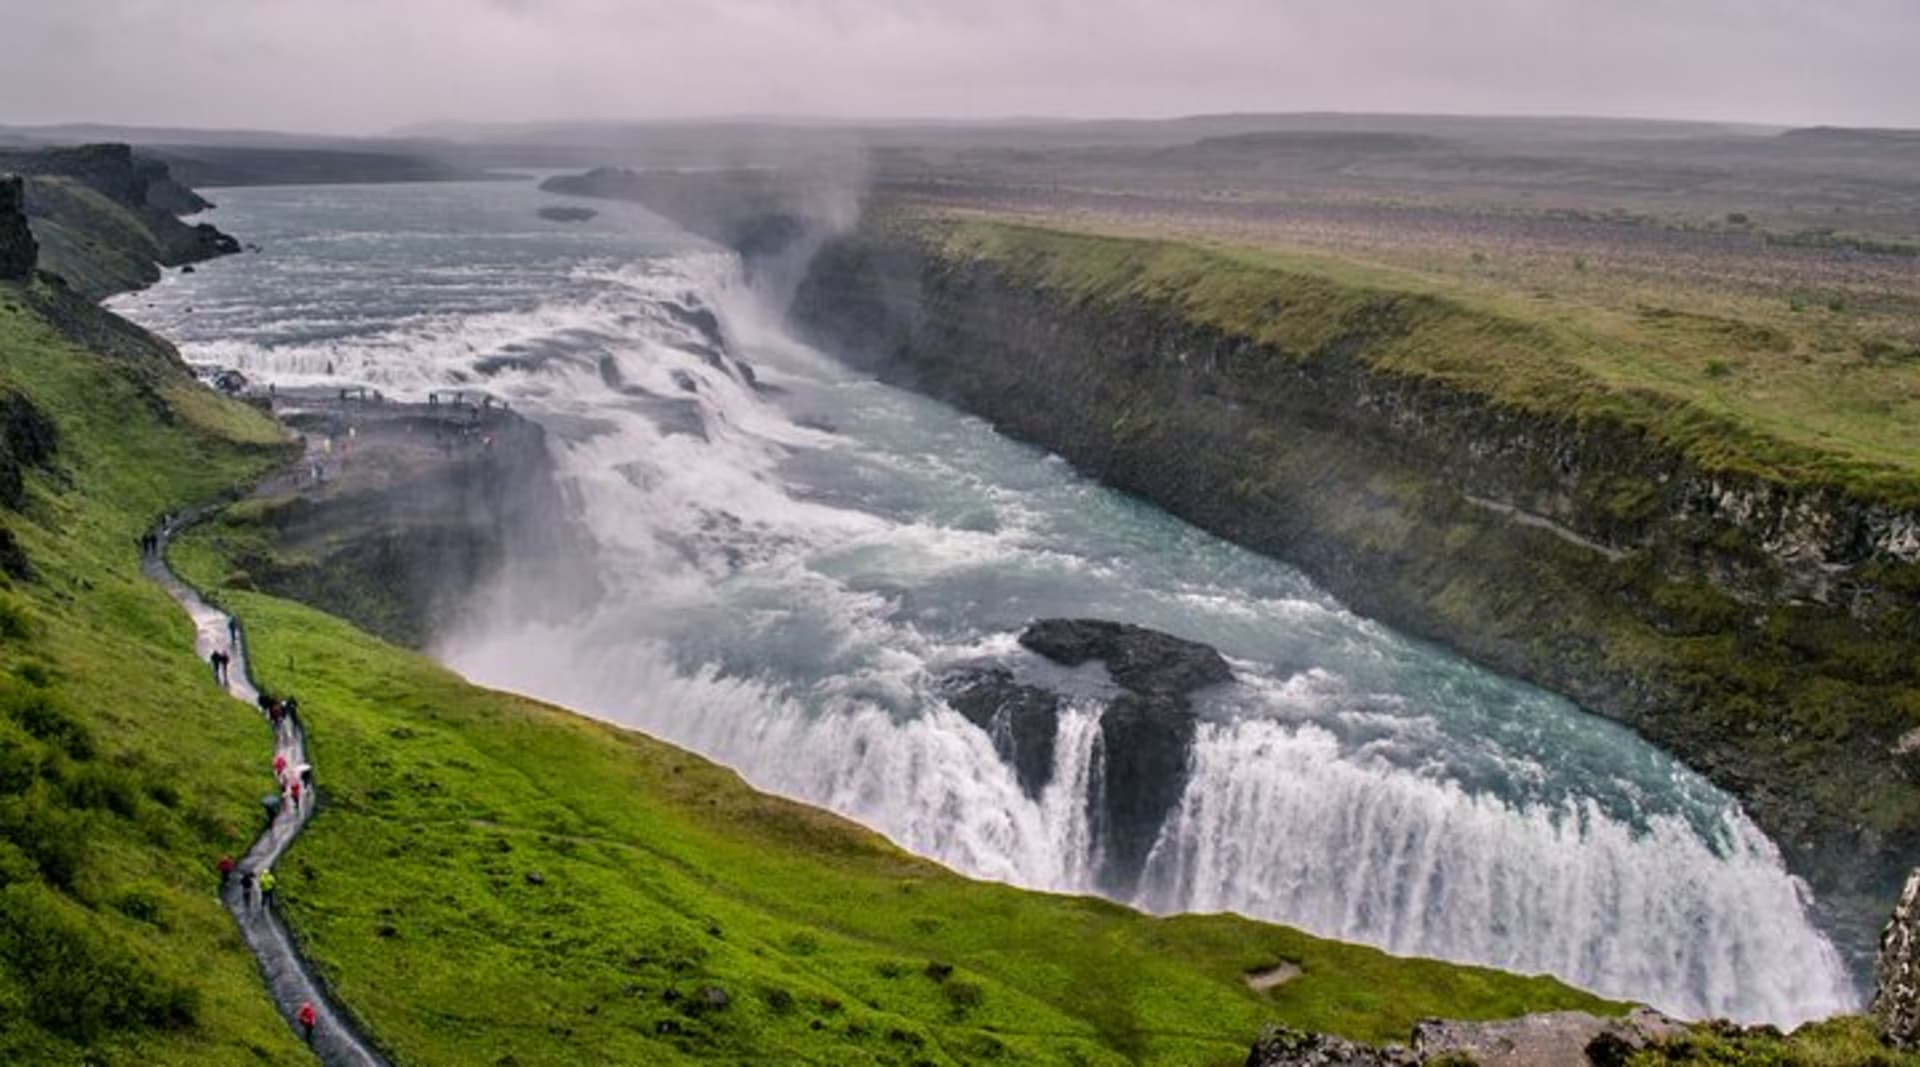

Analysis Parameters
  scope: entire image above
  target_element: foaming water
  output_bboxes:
[114,180,1858,1024]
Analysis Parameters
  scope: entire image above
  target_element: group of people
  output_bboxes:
[215,857,319,1043]
[209,607,326,1049]
[272,748,312,813]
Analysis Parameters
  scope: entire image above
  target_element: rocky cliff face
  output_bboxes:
[0,143,240,298]
[787,220,1920,955]
[1877,869,1920,1047]
[0,176,35,280]
[213,394,600,650]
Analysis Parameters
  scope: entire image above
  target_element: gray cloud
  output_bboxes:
[4,0,1916,132]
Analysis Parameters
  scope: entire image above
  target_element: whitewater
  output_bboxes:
[114,178,1858,1025]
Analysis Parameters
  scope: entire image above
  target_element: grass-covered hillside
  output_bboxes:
[0,278,300,1063]
[0,274,1619,1062]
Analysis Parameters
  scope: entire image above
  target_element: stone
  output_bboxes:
[1244,1025,1415,1066]
[1019,617,1232,696]
[1411,1008,1685,1066]
[937,665,1060,797]
[0,175,36,281]
[1876,867,1920,1047]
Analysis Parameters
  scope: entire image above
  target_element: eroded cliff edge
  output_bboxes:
[786,213,1920,956]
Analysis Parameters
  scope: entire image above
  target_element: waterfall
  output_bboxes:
[115,178,1862,1028]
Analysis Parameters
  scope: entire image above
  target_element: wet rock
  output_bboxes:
[1245,1025,1415,1066]
[1091,692,1198,887]
[938,665,1059,797]
[1876,867,1920,1047]
[1018,618,1232,891]
[0,175,35,281]
[537,205,597,223]
[1019,618,1232,696]
[663,300,726,352]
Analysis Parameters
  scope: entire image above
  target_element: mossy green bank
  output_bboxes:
[0,269,1619,1063]
[0,278,300,1064]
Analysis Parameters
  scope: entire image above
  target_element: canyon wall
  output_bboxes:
[786,217,1920,941]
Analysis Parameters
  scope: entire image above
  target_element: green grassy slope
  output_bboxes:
[0,279,303,1063]
[920,215,1920,506]
[0,269,1618,1062]
[166,546,1618,1066]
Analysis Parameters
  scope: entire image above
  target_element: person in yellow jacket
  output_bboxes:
[258,868,277,908]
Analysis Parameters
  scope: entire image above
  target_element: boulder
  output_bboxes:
[938,665,1059,797]
[1019,618,1231,696]
[1245,1025,1415,1066]
[1876,867,1920,1047]
[0,175,36,280]
[1411,1007,1686,1066]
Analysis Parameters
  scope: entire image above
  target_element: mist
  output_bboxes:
[7,0,1920,133]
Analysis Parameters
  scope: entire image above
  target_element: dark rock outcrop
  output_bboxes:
[217,393,600,649]
[537,205,597,223]
[0,175,36,280]
[1017,618,1232,891]
[1245,1025,1415,1066]
[0,391,59,511]
[936,619,1232,889]
[938,666,1059,797]
[1019,618,1233,696]
[1876,868,1920,1047]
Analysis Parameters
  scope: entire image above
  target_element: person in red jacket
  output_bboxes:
[297,1000,317,1043]
[217,854,235,886]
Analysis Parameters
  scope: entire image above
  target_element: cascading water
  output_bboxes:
[114,178,1859,1026]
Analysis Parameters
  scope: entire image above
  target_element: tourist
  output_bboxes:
[288,779,302,810]
[297,1001,317,1043]
[227,616,240,646]
[273,752,288,782]
[217,854,235,886]
[258,867,276,907]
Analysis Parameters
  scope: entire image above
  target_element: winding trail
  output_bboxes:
[145,517,390,1067]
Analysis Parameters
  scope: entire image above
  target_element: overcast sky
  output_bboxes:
[7,0,1917,133]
